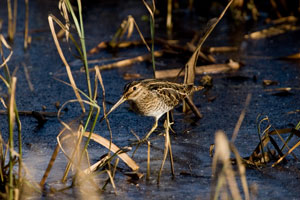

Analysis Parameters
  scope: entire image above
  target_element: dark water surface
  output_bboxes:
[0,0,300,199]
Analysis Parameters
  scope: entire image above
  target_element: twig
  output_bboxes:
[0,110,57,117]
[85,51,164,72]
[40,143,61,187]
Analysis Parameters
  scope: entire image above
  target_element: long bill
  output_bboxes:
[100,95,126,122]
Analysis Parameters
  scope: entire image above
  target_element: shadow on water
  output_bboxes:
[0,0,300,199]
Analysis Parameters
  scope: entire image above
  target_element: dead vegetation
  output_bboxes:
[0,0,300,199]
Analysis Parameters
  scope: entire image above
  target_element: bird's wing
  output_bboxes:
[147,81,193,107]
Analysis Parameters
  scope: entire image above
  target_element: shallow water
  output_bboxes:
[0,0,300,199]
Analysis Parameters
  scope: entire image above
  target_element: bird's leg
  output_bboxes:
[169,111,176,134]
[132,119,158,146]
[141,119,158,142]
[131,119,158,156]
[158,112,174,184]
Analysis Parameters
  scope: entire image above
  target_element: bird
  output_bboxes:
[103,79,204,143]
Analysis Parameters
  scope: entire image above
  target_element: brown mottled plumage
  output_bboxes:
[105,79,203,141]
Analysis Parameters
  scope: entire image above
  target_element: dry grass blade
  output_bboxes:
[83,155,108,174]
[55,99,100,182]
[40,143,61,187]
[248,135,270,164]
[24,0,29,49]
[48,15,85,113]
[83,131,139,171]
[268,128,300,138]
[22,63,34,91]
[0,34,13,68]
[142,0,155,19]
[127,16,134,38]
[58,0,70,41]
[8,77,17,135]
[246,121,300,166]
[166,0,172,30]
[57,125,85,173]
[132,17,151,52]
[231,94,252,142]
[272,140,300,167]
[8,77,17,199]
[7,0,17,41]
[110,15,150,52]
[211,131,243,200]
[106,170,116,191]
[184,0,234,86]
[230,144,250,200]
[181,0,233,112]
[95,67,115,170]
[0,97,7,108]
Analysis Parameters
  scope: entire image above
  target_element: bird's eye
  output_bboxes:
[133,86,137,91]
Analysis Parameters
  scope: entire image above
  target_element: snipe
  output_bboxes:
[104,79,203,142]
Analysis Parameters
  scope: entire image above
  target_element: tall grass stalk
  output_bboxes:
[150,17,155,78]
[166,0,172,30]
[7,0,13,40]
[142,0,156,78]
[8,77,17,200]
[24,0,29,49]
[59,97,100,182]
[49,0,104,183]
[59,0,100,161]
[211,131,245,200]
[48,15,86,113]
[1,33,23,199]
[7,0,17,41]
[63,0,92,100]
[182,0,234,112]
[256,115,269,164]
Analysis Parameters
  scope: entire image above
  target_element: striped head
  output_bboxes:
[104,80,144,118]
[122,81,145,101]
